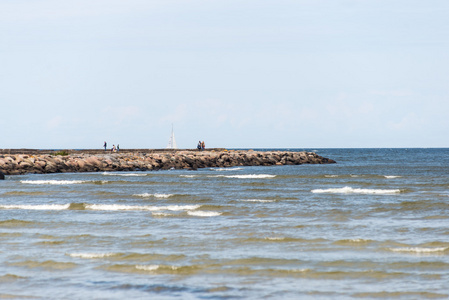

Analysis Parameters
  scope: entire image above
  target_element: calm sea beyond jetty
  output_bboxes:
[1,148,449,299]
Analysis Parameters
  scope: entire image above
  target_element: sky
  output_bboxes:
[1,0,448,149]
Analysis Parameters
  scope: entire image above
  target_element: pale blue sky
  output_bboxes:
[1,0,448,149]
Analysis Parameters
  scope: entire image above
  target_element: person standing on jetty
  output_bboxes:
[111,145,116,152]
[103,141,107,151]
[197,141,202,151]
[117,144,120,152]
[201,141,205,151]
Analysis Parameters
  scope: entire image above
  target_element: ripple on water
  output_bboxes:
[0,219,36,227]
[0,274,27,283]
[8,260,78,270]
[353,291,448,299]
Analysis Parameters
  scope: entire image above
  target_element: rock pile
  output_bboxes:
[0,150,336,176]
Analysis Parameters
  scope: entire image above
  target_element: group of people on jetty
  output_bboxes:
[103,140,206,152]
[103,141,119,153]
[197,141,205,151]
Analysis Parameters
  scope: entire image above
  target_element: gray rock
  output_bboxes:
[0,171,5,180]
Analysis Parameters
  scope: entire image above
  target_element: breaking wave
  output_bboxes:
[0,203,200,212]
[311,186,402,195]
[133,193,174,198]
[102,172,147,177]
[214,174,276,179]
[21,180,86,185]
[389,247,449,253]
[211,167,244,171]
[187,211,222,217]
[0,204,70,210]
[86,204,200,211]
[68,252,117,259]
[242,199,276,203]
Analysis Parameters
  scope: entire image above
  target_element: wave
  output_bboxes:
[3,191,50,196]
[213,174,276,179]
[102,172,147,177]
[0,204,70,210]
[86,204,200,212]
[323,174,402,179]
[265,237,286,241]
[389,247,449,253]
[0,219,35,226]
[21,180,87,185]
[180,175,198,178]
[334,239,373,245]
[9,260,77,270]
[311,186,402,195]
[136,264,161,271]
[187,211,222,217]
[0,203,200,212]
[134,264,199,274]
[105,263,201,275]
[354,292,448,299]
[133,193,174,198]
[68,252,118,259]
[0,274,27,282]
[210,167,244,172]
[242,199,276,203]
[152,212,173,217]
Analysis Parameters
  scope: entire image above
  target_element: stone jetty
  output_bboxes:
[0,149,336,176]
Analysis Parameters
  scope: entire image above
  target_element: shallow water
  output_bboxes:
[1,148,448,299]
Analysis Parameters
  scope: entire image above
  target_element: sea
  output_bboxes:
[1,148,448,299]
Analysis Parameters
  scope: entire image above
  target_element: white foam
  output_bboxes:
[152,212,173,217]
[136,264,181,271]
[103,172,145,177]
[187,211,222,217]
[325,175,339,178]
[180,175,198,178]
[243,199,276,203]
[21,180,86,185]
[133,193,174,198]
[265,237,285,241]
[311,186,401,195]
[117,173,146,177]
[0,204,70,210]
[385,175,402,179]
[287,268,310,273]
[85,204,200,211]
[68,252,116,259]
[213,174,276,179]
[389,247,448,253]
[348,239,371,243]
[136,265,160,271]
[211,167,244,171]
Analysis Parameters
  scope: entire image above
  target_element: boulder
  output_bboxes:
[0,171,4,180]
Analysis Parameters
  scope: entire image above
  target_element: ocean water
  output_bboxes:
[1,148,448,299]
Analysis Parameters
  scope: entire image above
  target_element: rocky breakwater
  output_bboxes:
[0,150,336,176]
